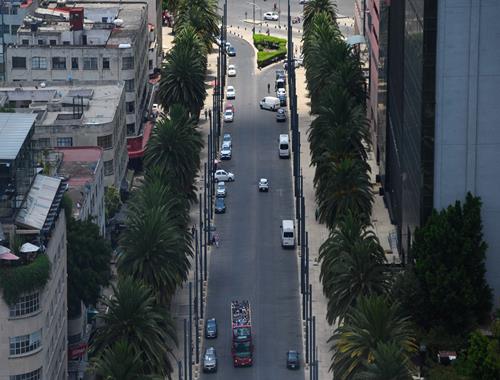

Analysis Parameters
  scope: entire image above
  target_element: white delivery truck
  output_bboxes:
[281,219,295,248]
[279,134,290,158]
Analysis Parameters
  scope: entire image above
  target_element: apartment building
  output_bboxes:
[0,113,67,380]
[5,2,149,135]
[0,81,128,187]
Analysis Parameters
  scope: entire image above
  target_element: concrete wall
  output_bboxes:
[0,212,67,380]
[434,0,500,304]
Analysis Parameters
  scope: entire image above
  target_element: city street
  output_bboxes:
[200,37,304,379]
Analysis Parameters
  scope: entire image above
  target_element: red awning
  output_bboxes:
[127,121,154,159]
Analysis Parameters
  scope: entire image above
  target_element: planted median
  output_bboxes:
[253,34,287,68]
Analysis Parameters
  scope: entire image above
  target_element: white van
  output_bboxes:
[260,96,281,111]
[281,220,295,248]
[279,134,290,158]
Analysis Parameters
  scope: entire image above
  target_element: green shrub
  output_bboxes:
[253,33,287,68]
[257,48,287,68]
[0,254,51,305]
[253,34,287,47]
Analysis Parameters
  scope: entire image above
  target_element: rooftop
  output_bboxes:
[0,81,124,125]
[0,113,37,161]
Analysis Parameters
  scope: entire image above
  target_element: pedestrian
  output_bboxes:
[245,11,247,19]
[204,108,208,120]
[191,225,196,237]
[214,233,220,248]
[208,109,212,119]
[267,83,270,93]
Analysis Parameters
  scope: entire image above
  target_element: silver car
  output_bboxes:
[203,347,217,373]
[216,182,226,197]
[220,142,232,160]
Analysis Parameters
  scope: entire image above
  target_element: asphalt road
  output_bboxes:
[199,37,304,379]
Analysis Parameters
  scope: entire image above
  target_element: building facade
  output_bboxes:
[0,114,67,380]
[0,81,128,187]
[5,2,149,136]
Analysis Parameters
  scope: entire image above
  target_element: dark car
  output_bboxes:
[205,318,218,339]
[287,350,300,369]
[227,46,236,56]
[276,108,286,122]
[215,197,226,213]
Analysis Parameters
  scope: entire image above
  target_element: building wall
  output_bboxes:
[80,155,105,235]
[34,87,128,187]
[6,19,148,135]
[0,212,67,380]
[434,0,500,303]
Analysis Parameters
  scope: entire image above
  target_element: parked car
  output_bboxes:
[203,347,218,373]
[277,88,286,98]
[226,85,236,99]
[205,318,218,338]
[264,11,279,21]
[260,96,281,111]
[220,142,232,160]
[215,198,226,213]
[276,108,286,122]
[228,64,237,77]
[227,46,236,56]
[216,182,226,197]
[224,109,234,122]
[214,169,235,182]
[223,133,232,146]
[278,94,287,106]
[286,350,300,369]
[258,178,269,192]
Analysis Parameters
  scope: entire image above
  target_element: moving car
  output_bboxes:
[203,347,218,373]
[214,169,235,182]
[281,220,295,247]
[226,85,236,99]
[260,96,281,111]
[227,46,236,56]
[228,64,237,77]
[216,182,226,197]
[286,350,300,369]
[276,108,286,122]
[205,318,218,339]
[220,142,232,160]
[279,134,290,158]
[258,178,269,192]
[215,197,226,213]
[224,109,234,122]
[264,11,279,21]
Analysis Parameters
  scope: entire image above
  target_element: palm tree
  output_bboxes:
[314,158,373,229]
[91,338,162,380]
[119,203,192,304]
[91,277,178,377]
[159,42,207,116]
[303,0,337,35]
[353,342,413,380]
[308,85,369,167]
[176,0,219,51]
[319,213,388,324]
[173,23,207,71]
[144,104,203,201]
[330,296,417,379]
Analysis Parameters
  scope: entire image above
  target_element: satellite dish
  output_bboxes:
[40,82,46,88]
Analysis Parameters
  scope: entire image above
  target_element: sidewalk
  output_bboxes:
[161,25,218,380]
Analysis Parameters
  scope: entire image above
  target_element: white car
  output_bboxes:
[264,11,279,21]
[223,109,234,122]
[277,88,286,97]
[216,182,226,197]
[258,178,269,192]
[220,142,232,160]
[228,64,236,77]
[226,86,235,99]
[214,169,235,182]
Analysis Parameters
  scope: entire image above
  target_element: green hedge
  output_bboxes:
[253,34,287,68]
[0,254,51,305]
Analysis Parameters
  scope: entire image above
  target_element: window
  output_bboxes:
[37,39,45,45]
[71,57,79,69]
[63,41,70,45]
[9,367,42,380]
[102,57,110,69]
[126,123,135,135]
[10,25,19,34]
[149,59,153,70]
[9,330,42,356]
[21,39,29,45]
[122,56,134,70]
[104,160,114,176]
[12,57,26,69]
[124,79,134,92]
[52,57,66,70]
[56,137,73,147]
[11,5,18,14]
[97,134,112,149]
[2,24,10,34]
[37,138,51,148]
[31,57,47,70]
[9,292,40,317]
[49,39,56,45]
[126,101,135,114]
[83,57,98,70]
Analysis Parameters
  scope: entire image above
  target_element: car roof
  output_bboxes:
[260,178,267,182]
[224,133,231,138]
[206,347,216,354]
[207,317,216,323]
[288,350,299,357]
[227,85,234,89]
[217,182,224,186]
